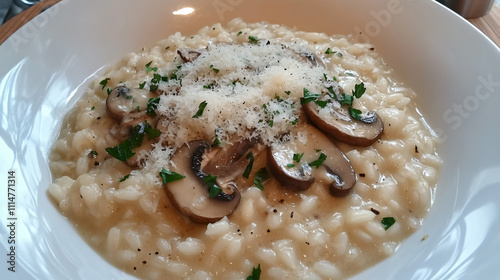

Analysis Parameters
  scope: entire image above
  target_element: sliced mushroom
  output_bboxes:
[106,86,158,122]
[303,87,383,146]
[165,141,241,223]
[268,124,356,196]
[177,49,203,63]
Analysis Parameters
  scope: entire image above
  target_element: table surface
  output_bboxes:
[0,0,499,47]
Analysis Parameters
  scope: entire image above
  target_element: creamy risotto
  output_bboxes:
[48,19,442,279]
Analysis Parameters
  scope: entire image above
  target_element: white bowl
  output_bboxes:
[1,0,499,279]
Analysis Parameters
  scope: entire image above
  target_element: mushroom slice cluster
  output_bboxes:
[303,89,384,147]
[268,124,356,196]
[165,141,242,224]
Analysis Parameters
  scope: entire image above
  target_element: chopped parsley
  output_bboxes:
[204,174,222,198]
[246,264,261,280]
[145,61,158,73]
[210,64,220,74]
[144,122,161,140]
[170,69,179,80]
[203,81,216,89]
[159,168,185,184]
[89,150,98,157]
[90,106,95,110]
[139,81,146,89]
[284,90,291,95]
[300,88,320,104]
[286,163,295,168]
[99,78,109,90]
[211,133,221,148]
[248,36,259,44]
[325,48,342,56]
[338,93,354,106]
[348,107,363,120]
[237,31,242,36]
[326,86,337,100]
[146,97,160,117]
[315,100,328,108]
[290,118,299,126]
[352,82,366,98]
[119,174,130,182]
[243,152,254,179]
[107,88,112,95]
[308,152,327,168]
[192,101,208,118]
[293,153,304,163]
[254,168,269,190]
[105,124,146,162]
[381,217,396,230]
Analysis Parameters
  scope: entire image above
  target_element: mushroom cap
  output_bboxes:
[304,100,384,147]
[165,141,241,224]
[268,124,356,196]
[106,86,156,122]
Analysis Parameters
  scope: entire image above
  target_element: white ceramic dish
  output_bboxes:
[1,0,500,279]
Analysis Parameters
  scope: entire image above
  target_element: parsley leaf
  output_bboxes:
[146,97,160,117]
[237,31,242,36]
[203,81,216,89]
[381,217,396,230]
[144,122,161,140]
[300,88,320,104]
[254,168,269,190]
[204,174,222,198]
[90,106,95,110]
[159,168,185,184]
[99,78,109,90]
[145,61,158,73]
[293,153,304,163]
[247,264,261,280]
[309,152,327,168]
[105,124,146,161]
[286,163,295,168]
[248,36,259,44]
[338,93,354,106]
[284,90,291,95]
[210,64,220,74]
[192,101,208,118]
[119,174,130,182]
[325,48,334,54]
[352,82,366,98]
[139,81,146,89]
[326,86,337,100]
[348,107,363,120]
[315,100,328,108]
[212,133,221,148]
[243,152,254,179]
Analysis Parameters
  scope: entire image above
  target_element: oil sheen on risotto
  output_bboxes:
[49,19,442,280]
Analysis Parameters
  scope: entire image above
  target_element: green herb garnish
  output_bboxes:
[253,168,269,190]
[348,107,363,120]
[119,174,130,182]
[246,264,261,280]
[286,164,295,168]
[309,152,327,168]
[243,152,254,179]
[145,61,158,73]
[99,78,109,90]
[284,90,291,95]
[204,174,222,198]
[146,97,160,117]
[144,122,161,140]
[352,82,366,98]
[315,100,328,108]
[90,106,95,110]
[105,124,146,161]
[381,217,396,230]
[248,36,259,44]
[159,168,185,184]
[237,31,242,36]
[293,153,304,163]
[210,65,220,74]
[203,81,216,89]
[139,81,146,89]
[192,101,208,118]
[300,88,320,104]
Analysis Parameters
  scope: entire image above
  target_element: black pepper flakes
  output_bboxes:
[142,261,147,264]
[273,209,278,213]
[267,229,271,233]
[155,252,159,255]
[415,145,419,153]
[279,199,285,204]
[290,211,294,218]
[305,241,310,245]
[137,248,141,252]
[94,161,100,166]
[133,267,137,270]
[370,208,380,215]
[359,173,366,177]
